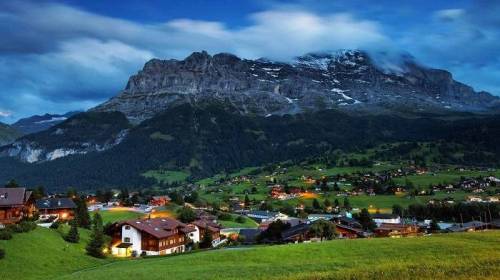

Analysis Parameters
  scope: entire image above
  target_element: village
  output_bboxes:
[1,162,499,259]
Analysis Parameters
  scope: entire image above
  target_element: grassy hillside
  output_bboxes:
[60,231,500,280]
[0,227,112,280]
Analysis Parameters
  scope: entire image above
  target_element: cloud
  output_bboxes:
[0,0,499,122]
[0,110,12,118]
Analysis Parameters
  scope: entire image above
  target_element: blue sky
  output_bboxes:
[0,0,499,123]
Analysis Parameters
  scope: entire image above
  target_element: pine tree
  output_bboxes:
[343,197,351,210]
[429,219,441,232]
[244,194,251,208]
[75,198,91,229]
[86,212,106,258]
[312,198,321,210]
[358,208,376,231]
[200,231,213,249]
[65,219,80,243]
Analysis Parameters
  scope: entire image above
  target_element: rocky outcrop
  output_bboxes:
[0,122,21,146]
[93,50,499,123]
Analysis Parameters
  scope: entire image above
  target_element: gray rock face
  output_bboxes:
[93,50,499,123]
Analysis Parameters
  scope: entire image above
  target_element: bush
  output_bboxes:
[50,221,61,229]
[0,229,13,240]
[235,216,246,224]
[217,212,232,221]
[0,248,5,259]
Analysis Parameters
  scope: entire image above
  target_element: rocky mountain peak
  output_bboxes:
[93,50,499,123]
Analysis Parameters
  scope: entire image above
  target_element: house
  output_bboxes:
[111,218,196,257]
[335,224,370,239]
[446,221,487,233]
[281,222,312,243]
[189,220,221,246]
[149,195,171,207]
[0,188,34,225]
[372,214,401,225]
[35,198,77,221]
[467,196,483,202]
[374,223,420,238]
[246,211,288,223]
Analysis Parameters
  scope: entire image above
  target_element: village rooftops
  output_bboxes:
[192,220,221,233]
[121,218,196,239]
[371,214,400,220]
[0,188,32,207]
[446,221,488,232]
[35,198,77,210]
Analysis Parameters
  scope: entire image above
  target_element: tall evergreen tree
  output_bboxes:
[343,197,351,210]
[75,198,91,229]
[86,213,106,258]
[312,198,321,210]
[65,219,80,243]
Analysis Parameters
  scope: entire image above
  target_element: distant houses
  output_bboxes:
[371,214,401,225]
[374,223,420,238]
[246,211,288,223]
[0,187,34,225]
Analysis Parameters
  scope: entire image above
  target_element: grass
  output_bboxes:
[218,215,259,229]
[394,169,500,188]
[94,210,144,224]
[0,227,112,280]
[58,231,500,280]
[143,170,190,184]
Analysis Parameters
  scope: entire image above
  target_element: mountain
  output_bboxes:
[0,112,130,163]
[1,103,500,190]
[12,111,81,134]
[93,50,499,123]
[0,122,21,146]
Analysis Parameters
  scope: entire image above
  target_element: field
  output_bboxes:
[94,210,144,224]
[143,170,190,184]
[59,231,500,280]
[218,215,259,229]
[0,227,112,280]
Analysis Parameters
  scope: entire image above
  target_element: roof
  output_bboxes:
[115,242,133,248]
[447,221,487,232]
[376,223,417,231]
[192,219,221,233]
[122,218,195,239]
[282,223,311,240]
[35,198,77,210]
[152,195,171,200]
[372,214,400,220]
[0,188,31,207]
[247,210,279,217]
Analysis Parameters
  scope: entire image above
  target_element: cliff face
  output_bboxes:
[93,50,499,123]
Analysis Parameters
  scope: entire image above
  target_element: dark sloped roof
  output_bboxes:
[282,223,311,240]
[0,188,29,207]
[123,218,195,239]
[192,220,221,233]
[447,221,487,232]
[36,198,77,209]
[372,214,400,219]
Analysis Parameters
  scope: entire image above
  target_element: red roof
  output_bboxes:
[122,218,195,239]
[192,219,221,233]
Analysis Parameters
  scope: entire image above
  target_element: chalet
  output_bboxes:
[281,222,312,243]
[0,188,34,225]
[190,219,221,246]
[149,195,171,207]
[374,223,420,238]
[111,218,196,257]
[372,214,401,225]
[35,198,77,221]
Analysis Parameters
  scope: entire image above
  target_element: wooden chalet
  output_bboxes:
[0,187,34,225]
[374,223,420,238]
[35,198,77,221]
[111,218,195,257]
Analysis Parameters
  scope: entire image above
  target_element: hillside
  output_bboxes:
[1,228,498,280]
[0,122,20,146]
[0,227,112,280]
[12,111,81,134]
[63,231,499,280]
[1,104,500,190]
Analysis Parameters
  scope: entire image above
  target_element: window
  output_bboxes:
[124,237,130,243]
[125,226,131,230]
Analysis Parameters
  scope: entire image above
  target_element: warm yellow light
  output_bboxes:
[61,212,68,219]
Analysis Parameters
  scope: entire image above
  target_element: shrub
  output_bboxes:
[0,248,5,259]
[235,216,246,224]
[50,221,61,229]
[217,212,232,221]
[0,229,13,240]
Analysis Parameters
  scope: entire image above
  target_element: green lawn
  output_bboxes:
[59,231,500,280]
[394,169,500,188]
[0,227,112,280]
[94,210,144,224]
[143,170,190,184]
[218,215,259,229]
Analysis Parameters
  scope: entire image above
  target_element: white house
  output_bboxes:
[246,211,288,222]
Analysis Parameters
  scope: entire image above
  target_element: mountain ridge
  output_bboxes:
[93,50,499,123]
